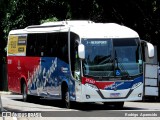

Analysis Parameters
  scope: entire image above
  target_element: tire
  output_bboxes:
[103,102,124,109]
[114,102,124,109]
[62,87,72,109]
[103,102,110,106]
[22,83,28,102]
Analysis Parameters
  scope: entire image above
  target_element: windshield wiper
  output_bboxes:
[118,61,131,79]
[98,55,112,65]
[114,50,130,79]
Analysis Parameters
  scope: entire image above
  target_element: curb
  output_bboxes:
[0,91,12,95]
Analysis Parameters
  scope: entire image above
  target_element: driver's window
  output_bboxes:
[70,32,80,80]
[74,42,80,80]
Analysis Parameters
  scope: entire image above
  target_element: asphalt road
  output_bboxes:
[0,94,160,120]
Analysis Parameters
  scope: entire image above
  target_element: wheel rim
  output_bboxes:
[65,91,70,108]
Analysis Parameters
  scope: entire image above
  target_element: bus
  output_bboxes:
[7,20,158,109]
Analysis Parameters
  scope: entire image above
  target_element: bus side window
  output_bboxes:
[74,43,80,80]
[70,32,80,80]
[29,45,35,55]
[46,33,58,57]
[58,32,68,63]
[36,33,47,57]
[40,46,45,56]
[141,42,146,62]
[26,34,37,56]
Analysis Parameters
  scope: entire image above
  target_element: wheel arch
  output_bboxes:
[61,81,69,94]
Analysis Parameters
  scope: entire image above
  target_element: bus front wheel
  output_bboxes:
[104,102,124,109]
[62,87,72,109]
[114,102,124,109]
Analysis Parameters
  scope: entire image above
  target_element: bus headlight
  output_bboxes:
[131,82,142,90]
[85,83,98,90]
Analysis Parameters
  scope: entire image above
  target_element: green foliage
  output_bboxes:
[0,0,160,60]
[40,17,58,24]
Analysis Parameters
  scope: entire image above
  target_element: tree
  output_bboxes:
[0,0,9,63]
[1,0,160,60]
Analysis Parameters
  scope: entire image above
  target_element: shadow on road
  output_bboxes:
[11,95,146,111]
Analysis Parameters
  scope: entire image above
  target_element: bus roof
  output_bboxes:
[9,20,139,39]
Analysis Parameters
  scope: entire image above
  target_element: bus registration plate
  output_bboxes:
[110,93,121,97]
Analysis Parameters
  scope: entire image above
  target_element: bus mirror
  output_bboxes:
[147,42,154,58]
[78,44,85,59]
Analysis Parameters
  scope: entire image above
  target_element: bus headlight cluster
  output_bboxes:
[131,82,142,90]
[85,83,98,90]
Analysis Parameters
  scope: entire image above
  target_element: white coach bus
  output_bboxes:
[7,20,159,109]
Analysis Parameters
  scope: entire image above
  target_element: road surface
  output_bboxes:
[0,94,160,120]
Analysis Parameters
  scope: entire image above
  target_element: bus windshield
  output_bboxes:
[82,38,142,78]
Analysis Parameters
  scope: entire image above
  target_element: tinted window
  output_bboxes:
[36,33,47,56]
[113,38,137,46]
[57,32,68,63]
[27,32,69,63]
[26,34,37,56]
[46,33,58,57]
[70,32,80,79]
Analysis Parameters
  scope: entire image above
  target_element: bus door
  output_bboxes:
[143,45,159,98]
[75,73,82,101]
[144,63,159,97]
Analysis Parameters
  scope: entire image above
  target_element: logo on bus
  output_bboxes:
[105,82,124,90]
[85,78,96,84]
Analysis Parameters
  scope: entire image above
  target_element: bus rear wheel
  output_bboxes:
[22,83,28,102]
